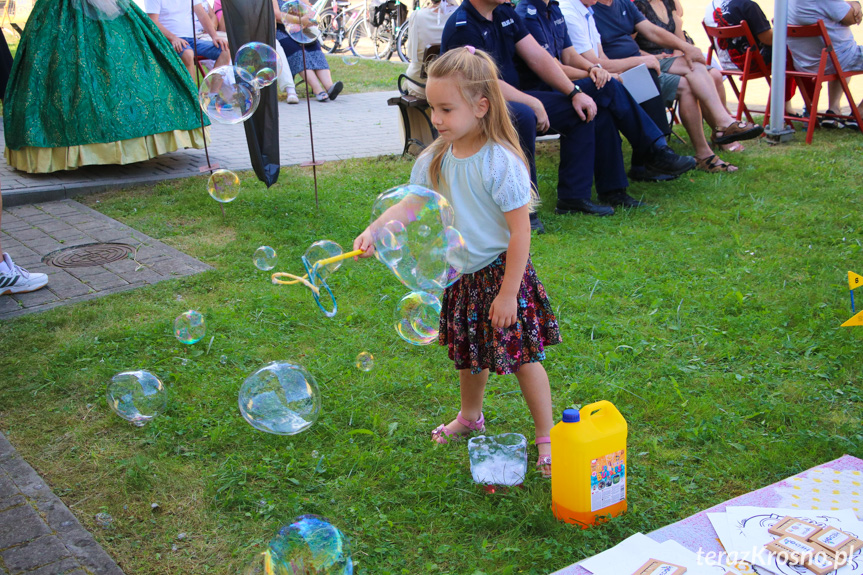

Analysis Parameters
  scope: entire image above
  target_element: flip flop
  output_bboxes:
[327,81,343,101]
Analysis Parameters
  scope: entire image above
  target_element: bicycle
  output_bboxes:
[315,0,365,53]
[348,0,417,61]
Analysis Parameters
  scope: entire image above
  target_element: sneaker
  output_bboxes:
[286,91,299,104]
[0,253,48,295]
[644,145,696,177]
[820,110,844,129]
[529,212,546,234]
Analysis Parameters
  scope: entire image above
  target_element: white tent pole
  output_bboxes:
[766,0,794,141]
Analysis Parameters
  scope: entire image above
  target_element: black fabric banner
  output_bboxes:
[222,0,280,187]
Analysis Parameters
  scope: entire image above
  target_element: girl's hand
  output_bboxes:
[489,294,518,329]
[352,228,376,260]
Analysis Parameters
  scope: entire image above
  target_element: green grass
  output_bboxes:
[1,130,863,574]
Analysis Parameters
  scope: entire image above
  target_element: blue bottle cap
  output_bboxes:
[562,408,580,423]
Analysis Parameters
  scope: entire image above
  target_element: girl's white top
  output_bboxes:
[410,141,531,275]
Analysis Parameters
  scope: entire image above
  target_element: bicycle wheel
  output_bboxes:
[348,18,376,58]
[373,19,395,60]
[317,9,341,53]
[395,18,410,63]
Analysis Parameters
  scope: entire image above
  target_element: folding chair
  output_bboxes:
[703,20,772,125]
[775,19,863,145]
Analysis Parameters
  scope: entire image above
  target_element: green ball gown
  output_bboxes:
[4,0,210,173]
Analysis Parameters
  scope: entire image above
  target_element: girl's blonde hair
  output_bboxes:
[425,47,539,209]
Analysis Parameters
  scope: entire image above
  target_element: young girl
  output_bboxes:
[354,47,561,477]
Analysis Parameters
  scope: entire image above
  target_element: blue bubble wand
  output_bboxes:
[271,249,364,317]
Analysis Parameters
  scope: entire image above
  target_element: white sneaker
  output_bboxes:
[0,252,48,295]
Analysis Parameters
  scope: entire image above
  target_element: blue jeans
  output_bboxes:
[509,93,596,202]
[180,38,224,60]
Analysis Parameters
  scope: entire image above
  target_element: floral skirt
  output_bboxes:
[439,253,561,375]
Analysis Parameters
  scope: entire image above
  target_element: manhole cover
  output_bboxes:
[42,243,136,268]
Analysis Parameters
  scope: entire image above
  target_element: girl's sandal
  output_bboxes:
[535,436,552,478]
[431,411,485,444]
[315,91,329,102]
[696,154,738,173]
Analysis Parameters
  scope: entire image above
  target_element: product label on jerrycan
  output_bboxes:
[590,449,626,512]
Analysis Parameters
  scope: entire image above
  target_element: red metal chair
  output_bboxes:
[776,19,863,144]
[703,20,772,125]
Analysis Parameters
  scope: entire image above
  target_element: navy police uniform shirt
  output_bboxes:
[440,0,530,89]
[514,0,572,91]
[592,0,646,60]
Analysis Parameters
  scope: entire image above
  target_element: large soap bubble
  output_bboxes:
[254,246,278,271]
[238,361,321,435]
[279,0,319,44]
[263,515,353,575]
[198,65,260,124]
[207,169,240,203]
[235,42,280,88]
[106,370,166,427]
[304,240,343,285]
[394,291,441,345]
[370,185,467,293]
[174,310,206,344]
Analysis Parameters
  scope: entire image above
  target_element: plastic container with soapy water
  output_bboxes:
[551,400,627,527]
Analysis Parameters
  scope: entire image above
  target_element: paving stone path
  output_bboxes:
[0,91,403,206]
[0,432,124,575]
[0,200,211,320]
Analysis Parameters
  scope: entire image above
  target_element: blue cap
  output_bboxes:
[562,409,580,423]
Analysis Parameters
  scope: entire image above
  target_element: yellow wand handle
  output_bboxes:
[313,249,365,267]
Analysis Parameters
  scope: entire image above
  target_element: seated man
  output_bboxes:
[441,0,694,219]
[788,0,863,127]
[404,0,458,97]
[515,0,695,190]
[147,0,230,79]
[560,0,762,153]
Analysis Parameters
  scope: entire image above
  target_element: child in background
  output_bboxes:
[354,47,561,477]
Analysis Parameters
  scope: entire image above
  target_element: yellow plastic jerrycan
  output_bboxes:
[551,400,627,527]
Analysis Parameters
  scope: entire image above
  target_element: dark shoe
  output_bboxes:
[644,145,696,177]
[555,198,614,216]
[711,120,764,145]
[529,212,546,234]
[628,165,678,182]
[598,190,648,208]
[327,81,344,101]
[820,110,844,129]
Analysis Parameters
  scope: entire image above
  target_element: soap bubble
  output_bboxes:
[235,42,280,88]
[94,512,114,529]
[207,169,240,203]
[198,65,260,124]
[253,246,278,270]
[370,185,467,293]
[355,351,374,371]
[265,515,353,575]
[238,361,321,435]
[106,370,167,427]
[304,240,343,285]
[342,55,359,66]
[174,310,206,344]
[394,291,441,345]
[279,0,319,44]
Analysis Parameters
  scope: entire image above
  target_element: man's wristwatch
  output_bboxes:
[567,85,583,99]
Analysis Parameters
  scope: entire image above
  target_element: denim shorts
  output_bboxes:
[180,38,223,60]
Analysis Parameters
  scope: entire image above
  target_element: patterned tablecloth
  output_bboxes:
[552,455,863,575]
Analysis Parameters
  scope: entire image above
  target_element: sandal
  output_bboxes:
[327,81,343,101]
[286,90,299,104]
[315,91,329,102]
[696,154,738,173]
[711,121,763,146]
[431,411,485,444]
[535,436,552,478]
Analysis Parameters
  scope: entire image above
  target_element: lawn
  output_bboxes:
[1,129,862,574]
